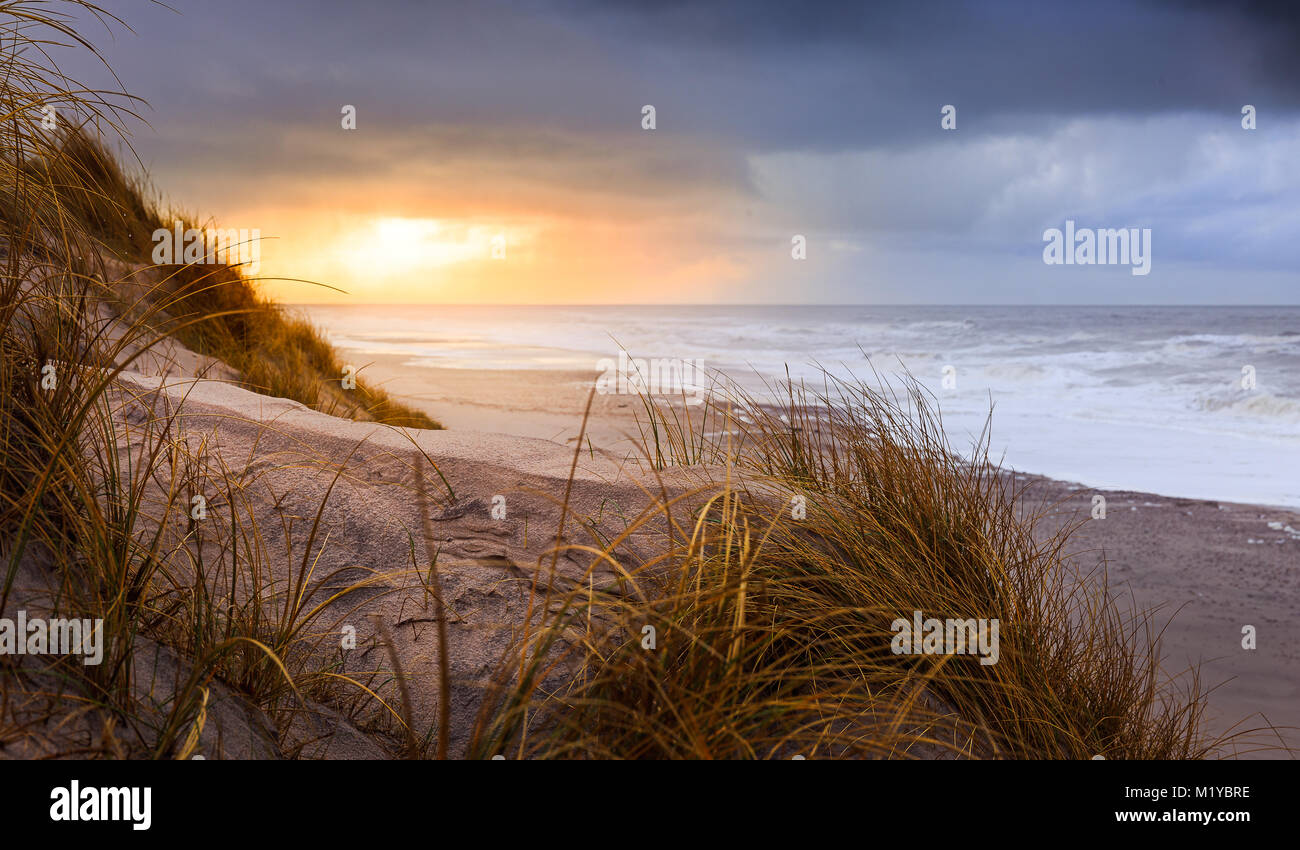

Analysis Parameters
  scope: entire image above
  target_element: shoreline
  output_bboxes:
[358,352,1300,506]
[355,354,1300,754]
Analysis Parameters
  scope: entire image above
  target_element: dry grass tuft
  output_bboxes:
[470,376,1233,759]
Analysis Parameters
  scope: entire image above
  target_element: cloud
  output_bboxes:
[749,114,1300,271]
[46,0,1300,303]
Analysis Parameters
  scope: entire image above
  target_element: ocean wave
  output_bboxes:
[891,319,978,333]
[1161,332,1298,352]
[1195,390,1300,422]
[978,363,1050,383]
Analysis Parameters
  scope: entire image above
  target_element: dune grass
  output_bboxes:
[0,1,438,759]
[19,112,439,429]
[467,378,1228,759]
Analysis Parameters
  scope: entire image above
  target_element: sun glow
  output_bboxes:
[337,216,499,279]
[247,204,732,304]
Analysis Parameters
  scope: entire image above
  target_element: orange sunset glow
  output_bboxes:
[238,206,756,304]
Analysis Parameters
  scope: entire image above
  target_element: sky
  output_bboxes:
[46,0,1300,304]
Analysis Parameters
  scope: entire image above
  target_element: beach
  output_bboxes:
[306,319,1300,756]
[5,293,1294,759]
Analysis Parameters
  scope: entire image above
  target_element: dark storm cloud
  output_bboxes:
[554,0,1300,150]
[68,0,1299,153]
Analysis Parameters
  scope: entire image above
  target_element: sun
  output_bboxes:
[337,216,489,279]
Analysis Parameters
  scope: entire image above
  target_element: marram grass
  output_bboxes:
[467,379,1235,759]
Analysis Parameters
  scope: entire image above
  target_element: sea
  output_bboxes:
[301,304,1300,508]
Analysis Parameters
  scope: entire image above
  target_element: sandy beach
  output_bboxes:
[353,355,1300,755]
[4,304,1293,759]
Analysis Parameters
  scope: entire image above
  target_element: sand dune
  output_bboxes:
[99,369,692,757]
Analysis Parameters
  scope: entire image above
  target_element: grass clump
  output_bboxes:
[148,258,439,428]
[22,115,440,429]
[471,377,1229,759]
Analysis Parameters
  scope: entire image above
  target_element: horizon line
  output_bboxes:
[283,302,1300,308]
